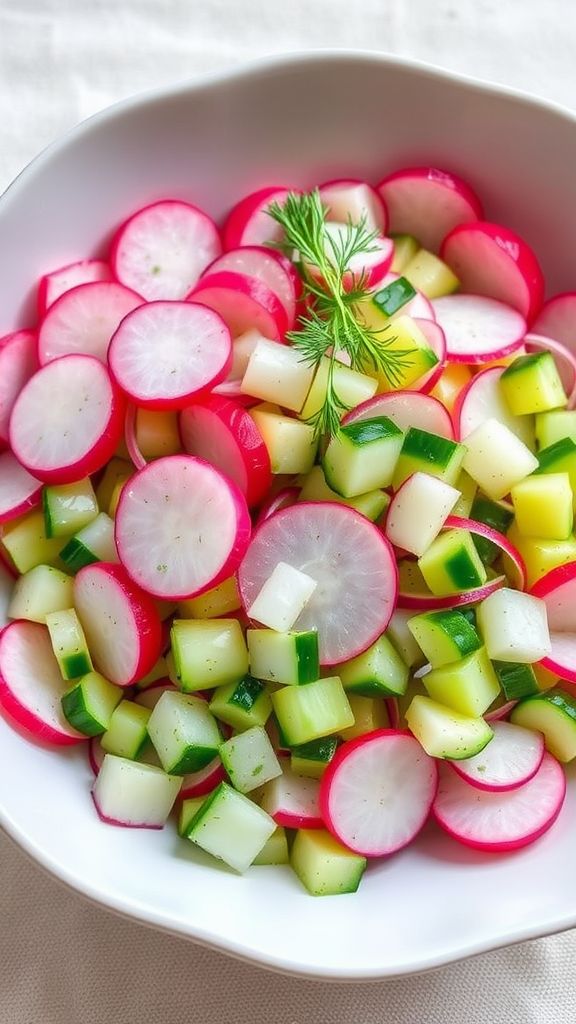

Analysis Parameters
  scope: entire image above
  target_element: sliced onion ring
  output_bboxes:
[255,486,300,525]
[124,404,147,471]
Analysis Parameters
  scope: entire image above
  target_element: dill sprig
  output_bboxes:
[268,189,415,438]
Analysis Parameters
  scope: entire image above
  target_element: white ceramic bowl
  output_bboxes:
[2,52,576,980]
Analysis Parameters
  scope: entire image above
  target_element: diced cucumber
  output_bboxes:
[500,351,567,416]
[396,676,428,729]
[452,471,477,518]
[92,754,182,827]
[59,512,118,572]
[136,409,181,459]
[7,564,74,623]
[291,828,366,896]
[392,428,466,490]
[511,473,573,540]
[147,690,221,774]
[247,561,317,632]
[298,357,377,423]
[186,781,276,872]
[407,609,482,668]
[385,610,426,669]
[492,661,541,700]
[177,576,241,619]
[61,670,123,736]
[290,736,338,779]
[101,700,151,760]
[45,607,93,680]
[171,618,249,692]
[386,472,460,556]
[209,675,272,732]
[463,418,538,501]
[241,337,315,412]
[469,494,514,566]
[405,694,493,759]
[219,726,282,793]
[297,465,389,522]
[337,633,409,697]
[323,417,404,497]
[534,437,576,510]
[247,628,319,686]
[535,410,576,450]
[423,646,500,717]
[339,693,389,740]
[136,655,169,690]
[271,676,353,745]
[178,796,208,838]
[477,588,551,664]
[249,404,318,474]
[511,689,576,762]
[418,528,487,596]
[2,510,64,573]
[42,478,98,539]
[390,234,420,273]
[372,276,416,317]
[361,314,439,391]
[252,826,290,865]
[95,457,133,513]
[402,248,459,298]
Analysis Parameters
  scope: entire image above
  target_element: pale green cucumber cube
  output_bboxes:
[271,676,353,745]
[477,588,551,664]
[423,646,500,717]
[247,628,319,686]
[534,437,576,511]
[8,564,74,623]
[299,357,377,423]
[297,465,389,521]
[407,609,482,668]
[511,689,576,762]
[492,661,541,701]
[418,529,487,596]
[147,690,221,774]
[402,248,459,299]
[219,726,282,793]
[59,512,118,572]
[93,754,181,827]
[391,234,420,273]
[61,670,123,736]
[392,428,466,490]
[42,477,99,539]
[45,607,93,680]
[2,510,64,573]
[372,276,416,317]
[178,796,208,838]
[186,782,276,872]
[385,610,426,668]
[323,417,404,497]
[462,418,538,501]
[290,735,338,779]
[171,618,249,691]
[338,633,409,697]
[452,470,477,517]
[240,337,315,412]
[406,694,493,759]
[252,826,290,865]
[250,405,318,474]
[291,829,366,896]
[500,351,567,416]
[535,410,576,449]
[101,700,151,760]
[209,675,272,731]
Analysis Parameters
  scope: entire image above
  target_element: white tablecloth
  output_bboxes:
[2,1,576,1020]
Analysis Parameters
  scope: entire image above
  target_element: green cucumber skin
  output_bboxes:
[493,661,540,700]
[228,675,265,711]
[341,416,403,447]
[169,744,219,775]
[61,650,93,680]
[294,633,320,685]
[61,689,103,736]
[59,537,99,573]
[290,736,338,764]
[372,277,416,316]
[501,352,547,379]
[401,428,460,467]
[470,495,514,566]
[185,782,224,838]
[42,488,56,540]
[535,438,576,473]
[445,547,485,589]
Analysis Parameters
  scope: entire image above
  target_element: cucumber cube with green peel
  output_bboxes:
[452,470,477,517]
[185,782,277,872]
[322,416,404,497]
[511,473,573,540]
[385,610,426,668]
[477,588,551,664]
[219,726,282,794]
[8,564,74,623]
[247,561,317,632]
[298,356,377,423]
[290,736,338,779]
[61,670,123,736]
[511,689,576,762]
[147,691,221,774]
[385,471,460,556]
[59,512,118,572]
[506,520,576,589]
[253,826,290,865]
[372,276,416,317]
[423,646,500,717]
[462,418,539,500]
[418,528,487,596]
[247,628,319,686]
[101,700,151,760]
[492,661,542,701]
[92,755,182,828]
[391,234,420,273]
[535,410,576,450]
[178,796,208,838]
[209,675,272,732]
[534,437,576,510]
[297,465,390,522]
[469,494,514,566]
[337,633,409,697]
[42,477,99,539]
[291,829,366,896]
[271,676,354,745]
[402,248,459,299]
[361,314,439,391]
[500,351,567,416]
[45,607,93,680]
[405,694,494,760]
[240,337,316,412]
[392,428,466,490]
[407,609,482,668]
[170,618,249,692]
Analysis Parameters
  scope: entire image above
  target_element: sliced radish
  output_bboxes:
[412,318,446,393]
[108,301,231,410]
[432,294,526,364]
[37,281,142,364]
[115,455,251,600]
[255,485,300,525]
[88,735,105,775]
[180,758,227,800]
[74,562,163,686]
[238,502,398,665]
[530,563,576,683]
[223,186,292,250]
[446,515,525,589]
[38,259,113,315]
[261,765,323,828]
[320,729,437,856]
[449,721,544,792]
[0,330,38,445]
[202,246,299,328]
[0,451,42,524]
[343,391,455,439]
[373,272,435,321]
[441,222,544,323]
[319,178,388,233]
[485,699,519,723]
[532,293,576,356]
[190,271,285,340]
[0,620,85,745]
[179,395,271,507]
[10,354,125,484]
[433,753,565,851]
[524,332,576,401]
[376,167,482,252]
[454,364,535,448]
[110,199,221,301]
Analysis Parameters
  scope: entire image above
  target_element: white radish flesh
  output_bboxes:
[343,391,454,439]
[0,452,42,524]
[0,330,38,445]
[37,281,142,364]
[38,259,113,314]
[376,167,482,252]
[449,721,544,791]
[432,294,526,363]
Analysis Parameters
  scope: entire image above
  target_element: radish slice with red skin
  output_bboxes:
[74,562,163,687]
[201,246,300,328]
[238,502,398,665]
[255,485,300,526]
[320,729,438,856]
[449,721,544,792]
[0,451,42,524]
[304,228,394,293]
[530,563,576,683]
[223,187,293,250]
[433,753,565,851]
[374,272,435,321]
[445,515,526,590]
[190,271,285,341]
[412,318,446,394]
[37,281,142,365]
[108,301,232,411]
[342,390,455,439]
[180,758,227,800]
[262,767,323,829]
[432,294,526,364]
[376,167,482,252]
[523,332,576,403]
[110,199,222,301]
[9,354,125,485]
[179,395,272,507]
[319,178,388,233]
[532,293,576,357]
[441,222,544,323]
[453,364,535,448]
[115,455,251,600]
[485,700,518,723]
[38,259,113,315]
[0,330,38,446]
[0,620,85,745]
[88,735,105,775]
